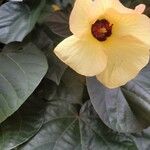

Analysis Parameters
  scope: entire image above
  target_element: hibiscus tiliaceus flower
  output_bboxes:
[54,0,150,88]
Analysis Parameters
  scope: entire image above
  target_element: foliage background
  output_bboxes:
[0,0,150,149]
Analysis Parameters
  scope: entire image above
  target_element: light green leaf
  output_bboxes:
[0,43,48,123]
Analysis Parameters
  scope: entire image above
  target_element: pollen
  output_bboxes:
[91,19,113,41]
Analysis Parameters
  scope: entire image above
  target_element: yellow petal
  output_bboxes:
[54,36,107,76]
[69,0,135,38]
[124,14,150,46]
[104,9,150,46]
[96,36,149,89]
[69,0,104,38]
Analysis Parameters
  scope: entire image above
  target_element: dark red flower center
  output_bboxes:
[91,19,113,41]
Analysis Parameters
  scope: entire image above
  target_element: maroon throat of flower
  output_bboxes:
[91,19,113,41]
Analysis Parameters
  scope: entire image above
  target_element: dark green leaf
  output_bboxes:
[120,0,150,8]
[18,101,136,150]
[87,64,150,133]
[53,68,86,104]
[87,77,146,133]
[0,0,4,5]
[0,43,48,123]
[46,49,67,85]
[120,0,140,8]
[52,0,74,8]
[31,26,53,51]
[122,64,150,127]
[37,78,58,101]
[0,0,45,44]
[0,93,46,150]
[44,10,72,38]
[132,128,150,150]
[30,26,67,85]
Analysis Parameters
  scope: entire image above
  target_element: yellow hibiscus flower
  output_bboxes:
[54,0,150,89]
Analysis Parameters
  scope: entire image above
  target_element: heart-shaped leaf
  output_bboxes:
[18,100,137,150]
[4,67,149,150]
[0,43,48,123]
[87,64,150,133]
[87,77,146,133]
